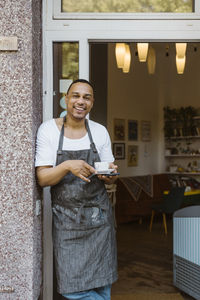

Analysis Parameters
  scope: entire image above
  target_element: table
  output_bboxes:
[164,189,200,205]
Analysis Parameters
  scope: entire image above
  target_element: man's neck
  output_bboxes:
[65,116,86,129]
[64,116,87,139]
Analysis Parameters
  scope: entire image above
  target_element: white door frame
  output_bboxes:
[42,1,200,299]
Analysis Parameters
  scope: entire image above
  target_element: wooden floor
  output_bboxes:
[111,217,194,300]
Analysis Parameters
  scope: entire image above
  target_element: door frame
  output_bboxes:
[42,1,200,300]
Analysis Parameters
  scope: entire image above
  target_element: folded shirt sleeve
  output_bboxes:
[35,122,55,167]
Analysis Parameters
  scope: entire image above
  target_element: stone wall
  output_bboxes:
[0,0,42,299]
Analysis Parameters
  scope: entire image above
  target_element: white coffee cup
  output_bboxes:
[94,162,109,171]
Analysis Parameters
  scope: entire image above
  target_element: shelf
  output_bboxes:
[165,116,200,122]
[164,109,200,179]
[165,155,200,158]
[167,116,200,121]
[165,135,200,140]
[165,172,200,176]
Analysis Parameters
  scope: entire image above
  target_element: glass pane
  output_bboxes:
[62,0,193,13]
[53,42,79,118]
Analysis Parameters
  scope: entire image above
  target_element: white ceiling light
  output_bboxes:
[115,43,126,68]
[137,43,149,62]
[176,55,186,74]
[123,44,131,73]
[176,43,187,58]
[147,46,156,75]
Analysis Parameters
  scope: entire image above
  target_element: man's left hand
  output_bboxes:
[97,162,119,184]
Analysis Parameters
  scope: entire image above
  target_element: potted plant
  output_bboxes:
[163,106,176,137]
[179,106,196,136]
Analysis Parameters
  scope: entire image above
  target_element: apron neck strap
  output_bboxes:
[57,117,65,152]
[57,117,97,153]
[85,119,97,153]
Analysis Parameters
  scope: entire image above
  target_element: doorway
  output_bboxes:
[51,40,200,299]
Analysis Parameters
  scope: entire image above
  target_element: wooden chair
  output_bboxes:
[149,186,185,235]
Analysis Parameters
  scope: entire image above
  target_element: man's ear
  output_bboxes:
[91,97,94,109]
[89,99,94,112]
[65,94,68,107]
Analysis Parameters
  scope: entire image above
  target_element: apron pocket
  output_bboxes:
[52,205,108,230]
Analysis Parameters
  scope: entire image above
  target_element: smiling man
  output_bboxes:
[35,79,118,300]
[66,80,94,120]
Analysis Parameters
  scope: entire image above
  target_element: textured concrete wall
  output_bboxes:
[0,0,42,299]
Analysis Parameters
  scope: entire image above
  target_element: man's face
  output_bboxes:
[65,82,94,120]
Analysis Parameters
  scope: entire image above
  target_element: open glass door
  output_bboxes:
[53,41,80,300]
[43,36,89,300]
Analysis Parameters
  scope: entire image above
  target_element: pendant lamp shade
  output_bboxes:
[176,55,186,74]
[137,43,149,62]
[123,44,131,73]
[115,43,126,68]
[147,46,156,75]
[176,43,187,58]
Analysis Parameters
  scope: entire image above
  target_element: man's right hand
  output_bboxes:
[67,160,96,182]
[36,160,96,187]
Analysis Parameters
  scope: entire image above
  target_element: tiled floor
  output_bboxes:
[111,218,195,300]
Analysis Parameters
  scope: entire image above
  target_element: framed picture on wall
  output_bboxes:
[141,120,151,141]
[128,120,138,141]
[127,145,138,167]
[113,143,125,160]
[113,118,125,141]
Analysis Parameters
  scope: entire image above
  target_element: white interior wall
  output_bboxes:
[107,43,200,177]
[161,43,200,108]
[107,43,160,177]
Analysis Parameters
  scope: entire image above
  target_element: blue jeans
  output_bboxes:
[62,284,111,300]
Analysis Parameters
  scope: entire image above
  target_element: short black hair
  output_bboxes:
[67,79,94,94]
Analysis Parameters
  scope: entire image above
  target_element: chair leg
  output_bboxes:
[162,213,168,235]
[139,217,142,225]
[149,210,155,232]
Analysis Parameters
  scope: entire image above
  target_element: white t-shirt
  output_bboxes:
[35,119,114,167]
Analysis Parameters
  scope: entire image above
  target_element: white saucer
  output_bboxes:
[96,169,115,174]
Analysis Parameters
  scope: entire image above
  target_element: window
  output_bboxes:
[61,0,193,13]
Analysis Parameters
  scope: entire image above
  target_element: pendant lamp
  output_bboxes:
[115,43,126,68]
[123,44,131,73]
[147,46,156,75]
[137,43,149,62]
[176,43,187,58]
[176,55,186,74]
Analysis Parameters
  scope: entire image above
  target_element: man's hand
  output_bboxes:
[97,162,119,184]
[36,160,96,187]
[67,160,96,182]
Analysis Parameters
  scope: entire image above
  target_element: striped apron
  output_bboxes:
[51,118,118,294]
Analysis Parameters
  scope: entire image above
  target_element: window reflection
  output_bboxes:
[62,43,79,80]
[53,42,79,118]
[62,0,193,13]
